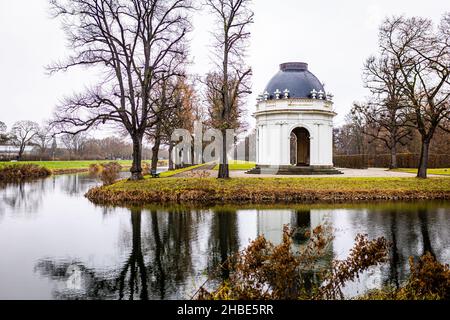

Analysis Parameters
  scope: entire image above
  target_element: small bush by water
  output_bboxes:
[88,162,123,186]
[99,162,122,186]
[0,164,51,183]
[195,226,390,300]
[196,226,449,300]
[362,252,450,300]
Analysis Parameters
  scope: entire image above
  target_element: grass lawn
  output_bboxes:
[86,176,450,206]
[0,160,135,171]
[213,160,256,171]
[393,168,450,176]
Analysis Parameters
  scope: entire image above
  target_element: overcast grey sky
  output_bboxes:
[0,0,447,132]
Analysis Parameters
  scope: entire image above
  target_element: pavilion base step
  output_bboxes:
[246,165,343,175]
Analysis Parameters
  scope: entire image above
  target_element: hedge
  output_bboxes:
[334,153,450,169]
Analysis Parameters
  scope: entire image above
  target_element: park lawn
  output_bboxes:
[86,176,450,206]
[213,160,256,171]
[393,168,450,176]
[0,160,135,172]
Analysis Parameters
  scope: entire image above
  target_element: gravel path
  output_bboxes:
[231,167,447,178]
[171,166,448,178]
[171,163,217,177]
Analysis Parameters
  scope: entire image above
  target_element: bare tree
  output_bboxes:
[163,77,197,170]
[9,121,39,160]
[0,121,8,144]
[34,124,53,160]
[353,55,413,168]
[49,0,193,180]
[204,0,253,179]
[334,113,367,156]
[379,15,450,178]
[61,132,88,160]
[147,75,197,171]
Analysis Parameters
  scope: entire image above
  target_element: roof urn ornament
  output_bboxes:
[274,89,281,99]
[318,90,324,100]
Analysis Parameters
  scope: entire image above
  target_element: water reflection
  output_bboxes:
[0,174,449,299]
[208,209,240,279]
[1,180,47,215]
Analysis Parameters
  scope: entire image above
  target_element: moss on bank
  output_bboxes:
[85,176,450,206]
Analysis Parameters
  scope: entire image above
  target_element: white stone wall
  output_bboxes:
[254,99,336,166]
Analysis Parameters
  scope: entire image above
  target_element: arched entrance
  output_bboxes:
[290,127,310,166]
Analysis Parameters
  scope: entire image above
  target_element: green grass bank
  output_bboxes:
[85,176,450,206]
[392,168,450,176]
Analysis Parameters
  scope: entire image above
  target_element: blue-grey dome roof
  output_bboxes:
[264,62,325,99]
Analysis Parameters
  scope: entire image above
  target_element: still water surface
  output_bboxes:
[0,173,449,299]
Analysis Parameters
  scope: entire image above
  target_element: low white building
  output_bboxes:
[250,62,341,175]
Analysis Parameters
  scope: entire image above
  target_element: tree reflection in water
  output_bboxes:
[0,179,47,214]
[118,209,148,300]
[30,202,450,300]
[207,209,240,279]
[349,203,447,292]
[34,208,205,300]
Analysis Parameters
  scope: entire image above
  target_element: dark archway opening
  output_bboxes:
[290,127,310,166]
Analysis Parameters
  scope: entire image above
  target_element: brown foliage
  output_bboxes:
[318,234,390,299]
[142,162,151,176]
[0,164,51,183]
[88,163,102,177]
[196,226,389,300]
[98,162,122,186]
[197,225,332,300]
[362,252,450,300]
[400,253,450,299]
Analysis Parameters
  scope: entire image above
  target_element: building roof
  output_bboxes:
[263,62,326,100]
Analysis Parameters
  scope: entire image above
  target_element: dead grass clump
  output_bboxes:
[142,162,151,176]
[99,162,122,186]
[88,163,102,177]
[0,164,51,182]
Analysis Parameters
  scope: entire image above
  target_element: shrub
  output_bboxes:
[361,252,449,300]
[398,252,450,300]
[318,234,390,299]
[88,163,102,177]
[0,164,51,183]
[142,162,151,176]
[195,226,389,300]
[333,155,368,169]
[99,162,122,186]
[334,153,450,169]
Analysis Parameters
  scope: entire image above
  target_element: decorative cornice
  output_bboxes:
[253,109,337,117]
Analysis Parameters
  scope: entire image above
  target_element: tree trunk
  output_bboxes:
[17,146,24,161]
[168,143,174,170]
[418,208,435,258]
[151,134,161,172]
[417,139,430,179]
[390,139,398,169]
[130,135,143,180]
[218,129,229,179]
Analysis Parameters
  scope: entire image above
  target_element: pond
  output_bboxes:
[0,173,449,300]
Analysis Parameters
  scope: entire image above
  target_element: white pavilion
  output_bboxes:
[248,62,342,175]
